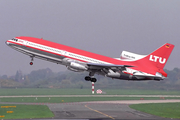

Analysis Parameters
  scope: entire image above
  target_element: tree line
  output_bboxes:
[0,68,180,90]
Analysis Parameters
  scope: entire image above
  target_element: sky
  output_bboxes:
[0,0,180,76]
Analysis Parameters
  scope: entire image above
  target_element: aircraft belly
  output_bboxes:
[10,44,65,64]
[119,74,137,80]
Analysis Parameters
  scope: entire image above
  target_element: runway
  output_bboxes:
[1,99,180,119]
[0,95,180,98]
[46,102,161,119]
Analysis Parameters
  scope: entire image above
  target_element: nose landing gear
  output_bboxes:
[30,56,34,65]
[30,62,33,65]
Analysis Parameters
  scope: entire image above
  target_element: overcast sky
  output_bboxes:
[0,0,180,76]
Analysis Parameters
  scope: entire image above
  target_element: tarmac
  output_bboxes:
[1,99,180,120]
[46,102,161,119]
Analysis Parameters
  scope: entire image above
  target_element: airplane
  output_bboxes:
[6,36,174,82]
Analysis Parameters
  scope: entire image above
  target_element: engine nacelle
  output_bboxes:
[62,58,74,65]
[105,69,121,78]
[69,62,87,71]
[106,72,121,78]
[67,66,84,72]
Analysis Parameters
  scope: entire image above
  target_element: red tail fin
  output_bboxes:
[146,43,174,69]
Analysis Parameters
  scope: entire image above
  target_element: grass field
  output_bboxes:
[1,88,179,119]
[0,88,179,95]
[1,97,180,103]
[0,104,54,119]
[129,103,180,118]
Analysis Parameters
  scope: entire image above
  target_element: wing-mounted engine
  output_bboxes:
[62,58,88,72]
[106,69,121,78]
[67,66,85,72]
[62,58,74,65]
[69,62,87,71]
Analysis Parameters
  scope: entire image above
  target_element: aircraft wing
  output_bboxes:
[87,63,133,72]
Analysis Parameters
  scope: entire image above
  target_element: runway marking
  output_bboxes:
[85,104,115,120]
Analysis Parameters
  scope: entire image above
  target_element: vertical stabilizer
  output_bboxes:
[145,43,174,69]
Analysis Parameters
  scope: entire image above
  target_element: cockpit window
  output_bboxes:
[12,38,18,41]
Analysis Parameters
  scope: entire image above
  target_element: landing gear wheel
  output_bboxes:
[85,76,91,81]
[30,62,33,65]
[91,78,97,83]
[85,76,97,82]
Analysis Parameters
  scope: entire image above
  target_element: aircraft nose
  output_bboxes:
[5,40,10,45]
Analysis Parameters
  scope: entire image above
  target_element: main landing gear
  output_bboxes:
[84,72,97,82]
[85,76,97,82]
[30,56,34,65]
